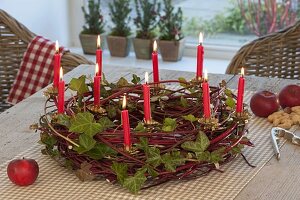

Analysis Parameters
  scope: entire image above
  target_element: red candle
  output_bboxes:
[96,35,102,77]
[121,96,131,151]
[94,63,101,106]
[58,67,65,113]
[196,32,204,79]
[143,72,151,123]
[152,40,159,83]
[236,67,245,113]
[202,70,211,118]
[53,40,61,87]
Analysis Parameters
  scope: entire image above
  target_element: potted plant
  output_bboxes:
[80,0,105,54]
[133,0,161,60]
[158,0,185,61]
[107,0,132,57]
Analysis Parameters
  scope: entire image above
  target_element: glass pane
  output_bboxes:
[180,0,300,46]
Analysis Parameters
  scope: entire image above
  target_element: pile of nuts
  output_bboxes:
[267,106,300,129]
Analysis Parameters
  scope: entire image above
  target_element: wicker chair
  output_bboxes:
[226,21,300,80]
[0,9,94,112]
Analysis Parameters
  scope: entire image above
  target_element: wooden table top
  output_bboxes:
[0,65,299,200]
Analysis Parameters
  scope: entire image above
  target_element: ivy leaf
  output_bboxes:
[162,118,177,132]
[75,161,95,181]
[136,137,149,152]
[231,144,244,154]
[106,105,117,118]
[197,132,210,151]
[225,89,233,97]
[145,165,158,178]
[180,96,188,107]
[40,132,57,148]
[75,134,96,154]
[195,151,210,161]
[69,75,89,94]
[181,132,210,152]
[178,77,188,87]
[69,112,102,137]
[57,114,71,128]
[210,147,225,163]
[182,114,198,122]
[86,143,117,160]
[134,122,147,132]
[131,74,141,84]
[111,162,128,185]
[161,151,185,172]
[98,117,114,132]
[225,97,235,108]
[123,168,147,194]
[116,77,130,87]
[146,147,162,167]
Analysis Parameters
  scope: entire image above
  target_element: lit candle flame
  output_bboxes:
[199,32,203,45]
[59,67,63,80]
[241,67,244,77]
[95,63,99,76]
[153,40,157,52]
[97,35,101,49]
[204,69,208,82]
[55,40,59,53]
[122,95,127,110]
[145,72,149,84]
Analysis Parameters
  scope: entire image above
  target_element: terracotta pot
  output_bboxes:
[107,35,130,57]
[79,33,106,55]
[158,38,185,61]
[133,38,153,60]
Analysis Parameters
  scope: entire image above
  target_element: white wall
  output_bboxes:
[0,0,70,46]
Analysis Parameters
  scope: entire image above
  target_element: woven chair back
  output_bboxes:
[226,21,300,80]
[0,9,94,113]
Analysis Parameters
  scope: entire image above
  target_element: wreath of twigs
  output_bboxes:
[36,77,253,194]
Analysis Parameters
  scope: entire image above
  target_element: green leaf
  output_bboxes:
[231,144,244,154]
[195,151,210,161]
[86,143,117,160]
[225,89,233,97]
[178,77,188,87]
[161,151,185,172]
[225,97,235,108]
[106,105,117,118]
[75,134,96,154]
[146,147,162,167]
[69,112,102,137]
[111,162,128,185]
[162,118,177,132]
[136,137,149,152]
[57,114,71,128]
[116,77,130,87]
[69,75,89,94]
[134,122,147,132]
[197,132,210,151]
[181,132,210,152]
[180,96,188,108]
[40,132,57,148]
[98,117,114,132]
[131,74,141,84]
[210,147,225,163]
[123,168,147,194]
[145,165,158,177]
[182,114,198,122]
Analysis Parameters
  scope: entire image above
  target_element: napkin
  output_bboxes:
[7,36,68,105]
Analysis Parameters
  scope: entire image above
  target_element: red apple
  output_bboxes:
[278,84,300,108]
[250,90,280,117]
[7,158,39,186]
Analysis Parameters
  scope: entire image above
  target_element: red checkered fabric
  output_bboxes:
[7,36,68,105]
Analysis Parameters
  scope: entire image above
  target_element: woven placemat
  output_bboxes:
[0,91,282,200]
